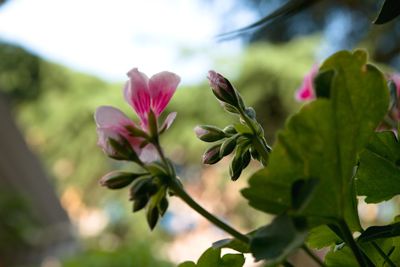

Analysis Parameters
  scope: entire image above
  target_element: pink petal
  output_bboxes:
[160,112,177,132]
[95,106,142,156]
[96,127,121,155]
[148,71,180,116]
[95,106,131,127]
[139,144,159,163]
[124,68,151,122]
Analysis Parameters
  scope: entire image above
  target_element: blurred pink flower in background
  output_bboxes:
[295,64,319,102]
[95,68,180,161]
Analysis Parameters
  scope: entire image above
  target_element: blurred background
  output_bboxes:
[0,0,399,266]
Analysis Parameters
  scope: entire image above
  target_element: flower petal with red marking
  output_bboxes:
[148,71,180,116]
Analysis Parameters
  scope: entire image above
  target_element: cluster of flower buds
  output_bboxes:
[95,68,180,230]
[195,71,271,181]
[100,162,172,230]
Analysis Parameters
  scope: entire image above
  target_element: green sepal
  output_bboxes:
[219,135,237,157]
[158,196,169,217]
[108,137,140,162]
[223,125,237,135]
[132,195,150,212]
[195,125,226,142]
[146,204,159,230]
[147,109,159,138]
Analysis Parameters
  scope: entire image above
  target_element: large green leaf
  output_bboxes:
[356,131,400,203]
[250,215,307,264]
[307,225,341,249]
[177,247,245,267]
[242,50,389,231]
[325,237,400,267]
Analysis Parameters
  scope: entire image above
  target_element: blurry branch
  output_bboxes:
[216,0,400,41]
[216,0,320,41]
[374,0,400,24]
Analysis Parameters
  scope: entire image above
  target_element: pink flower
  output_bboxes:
[295,64,319,102]
[124,68,180,128]
[95,68,180,162]
[95,106,142,159]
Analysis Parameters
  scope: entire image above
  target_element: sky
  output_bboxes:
[0,0,257,84]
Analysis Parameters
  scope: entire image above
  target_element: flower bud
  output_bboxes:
[245,107,256,119]
[229,146,251,181]
[219,136,237,157]
[133,195,150,212]
[129,178,159,200]
[202,144,223,165]
[195,125,225,142]
[223,125,237,135]
[158,196,169,216]
[208,70,239,107]
[147,204,159,230]
[100,171,145,189]
[230,153,244,181]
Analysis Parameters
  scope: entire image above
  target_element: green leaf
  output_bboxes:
[356,131,400,203]
[181,247,245,267]
[178,262,197,267]
[325,238,400,267]
[242,50,389,231]
[325,245,359,267]
[250,215,307,264]
[307,225,341,249]
[314,69,334,99]
[374,0,400,25]
[212,236,251,253]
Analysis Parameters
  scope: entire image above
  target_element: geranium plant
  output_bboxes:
[94,49,400,266]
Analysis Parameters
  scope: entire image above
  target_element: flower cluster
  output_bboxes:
[95,68,179,163]
[194,71,271,181]
[95,68,180,229]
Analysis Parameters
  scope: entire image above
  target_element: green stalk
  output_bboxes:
[169,179,250,243]
[238,110,271,164]
[153,138,249,244]
[338,220,370,267]
[371,241,396,267]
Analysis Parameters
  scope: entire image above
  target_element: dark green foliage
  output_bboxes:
[250,215,307,264]
[356,130,400,203]
[242,50,389,264]
[178,247,245,267]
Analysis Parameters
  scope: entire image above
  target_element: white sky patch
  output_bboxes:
[0,0,255,84]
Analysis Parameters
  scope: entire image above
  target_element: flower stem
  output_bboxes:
[169,178,250,244]
[239,110,271,165]
[371,241,396,267]
[301,245,326,267]
[152,138,249,244]
[337,220,370,267]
